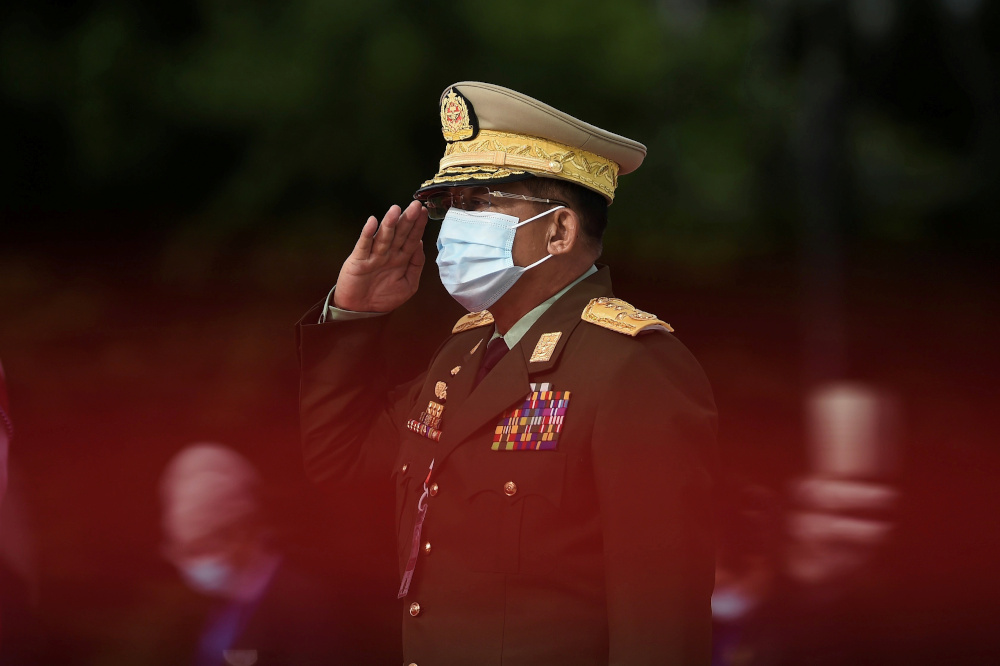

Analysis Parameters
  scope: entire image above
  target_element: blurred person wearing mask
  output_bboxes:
[298,82,719,664]
[161,443,340,666]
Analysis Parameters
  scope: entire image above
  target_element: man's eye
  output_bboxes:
[469,197,490,208]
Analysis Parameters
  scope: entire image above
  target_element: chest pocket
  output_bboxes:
[453,451,567,574]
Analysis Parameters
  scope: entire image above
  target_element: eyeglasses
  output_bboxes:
[415,186,567,220]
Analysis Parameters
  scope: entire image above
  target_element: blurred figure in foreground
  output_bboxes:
[776,383,899,665]
[161,442,340,666]
[712,383,900,666]
[711,482,782,666]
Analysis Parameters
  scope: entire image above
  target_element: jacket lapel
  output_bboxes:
[435,330,491,424]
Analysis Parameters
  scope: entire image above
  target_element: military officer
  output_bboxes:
[298,82,718,665]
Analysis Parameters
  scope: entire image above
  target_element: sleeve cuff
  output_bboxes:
[319,285,388,324]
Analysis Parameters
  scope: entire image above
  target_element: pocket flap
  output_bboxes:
[456,451,567,507]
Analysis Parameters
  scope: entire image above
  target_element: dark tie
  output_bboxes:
[473,337,509,388]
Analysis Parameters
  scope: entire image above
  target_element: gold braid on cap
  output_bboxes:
[423,130,620,201]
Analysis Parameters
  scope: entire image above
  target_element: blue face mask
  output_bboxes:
[180,555,235,596]
[436,205,564,313]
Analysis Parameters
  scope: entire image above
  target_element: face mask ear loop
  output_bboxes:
[524,253,554,270]
[513,205,565,228]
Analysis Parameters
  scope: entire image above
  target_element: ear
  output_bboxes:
[545,208,581,256]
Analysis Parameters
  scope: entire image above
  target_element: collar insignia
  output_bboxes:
[529,332,562,363]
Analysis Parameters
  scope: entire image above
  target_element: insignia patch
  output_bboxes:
[450,365,462,376]
[492,383,570,451]
[529,332,562,363]
[434,381,448,401]
[440,88,476,142]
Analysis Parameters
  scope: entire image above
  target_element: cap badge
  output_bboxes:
[440,89,475,142]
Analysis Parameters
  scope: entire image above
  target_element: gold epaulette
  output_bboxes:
[452,310,494,334]
[581,297,674,337]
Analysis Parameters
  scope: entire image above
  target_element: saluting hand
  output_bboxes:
[333,200,429,313]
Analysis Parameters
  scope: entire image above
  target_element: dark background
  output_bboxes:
[1,0,998,663]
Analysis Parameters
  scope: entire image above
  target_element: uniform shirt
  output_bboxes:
[298,266,718,665]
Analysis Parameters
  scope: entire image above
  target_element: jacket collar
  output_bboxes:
[430,266,614,468]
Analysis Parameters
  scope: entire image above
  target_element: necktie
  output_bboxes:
[473,337,509,388]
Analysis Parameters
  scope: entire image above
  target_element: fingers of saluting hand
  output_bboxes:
[404,239,425,285]
[352,216,379,259]
[390,200,425,252]
[399,201,428,256]
[371,205,402,258]
[352,201,427,266]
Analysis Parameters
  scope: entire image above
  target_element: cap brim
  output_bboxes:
[414,170,536,199]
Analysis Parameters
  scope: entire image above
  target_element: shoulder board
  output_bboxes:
[452,310,494,334]
[580,297,674,337]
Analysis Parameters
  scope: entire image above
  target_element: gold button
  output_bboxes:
[423,541,432,555]
[401,463,409,473]
[503,481,517,496]
[429,482,439,497]
[409,601,421,617]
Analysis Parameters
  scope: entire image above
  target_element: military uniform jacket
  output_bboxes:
[297,267,718,665]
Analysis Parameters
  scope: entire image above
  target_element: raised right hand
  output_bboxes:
[332,200,429,313]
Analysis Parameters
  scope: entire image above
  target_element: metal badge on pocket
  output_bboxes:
[492,383,570,451]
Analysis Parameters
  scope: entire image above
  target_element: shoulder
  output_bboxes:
[574,297,713,402]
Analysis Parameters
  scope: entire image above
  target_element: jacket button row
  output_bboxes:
[409,601,421,617]
[423,541,432,555]
[401,463,408,473]
[429,482,439,497]
[503,480,518,496]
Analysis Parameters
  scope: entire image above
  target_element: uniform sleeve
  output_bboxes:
[319,285,388,324]
[591,333,718,666]
[297,302,424,488]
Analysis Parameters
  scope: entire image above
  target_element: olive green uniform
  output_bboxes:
[297,266,718,665]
